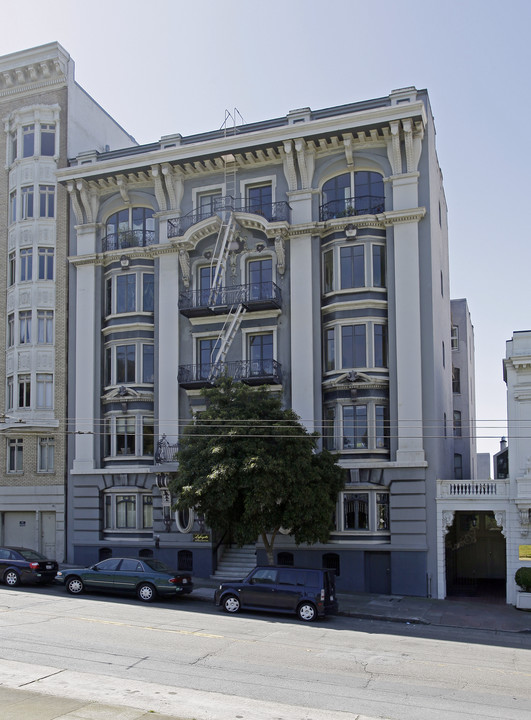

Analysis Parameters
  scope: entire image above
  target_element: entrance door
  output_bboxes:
[445,511,506,599]
[3,512,36,548]
[41,512,56,558]
[366,552,391,594]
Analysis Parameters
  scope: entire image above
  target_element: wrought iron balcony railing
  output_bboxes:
[154,435,179,464]
[178,359,282,388]
[179,281,282,316]
[168,198,291,238]
[319,194,385,222]
[102,229,156,252]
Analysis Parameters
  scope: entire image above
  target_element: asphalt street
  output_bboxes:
[1,583,531,720]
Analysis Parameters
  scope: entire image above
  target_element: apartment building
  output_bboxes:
[0,43,135,560]
[57,84,473,597]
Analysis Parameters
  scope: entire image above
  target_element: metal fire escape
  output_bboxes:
[208,110,246,381]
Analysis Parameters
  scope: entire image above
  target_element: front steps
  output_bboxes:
[212,544,257,580]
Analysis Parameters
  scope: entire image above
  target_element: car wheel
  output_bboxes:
[223,594,241,613]
[66,576,84,595]
[137,583,156,602]
[297,602,317,622]
[3,569,20,587]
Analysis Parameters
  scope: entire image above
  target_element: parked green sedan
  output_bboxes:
[56,557,193,602]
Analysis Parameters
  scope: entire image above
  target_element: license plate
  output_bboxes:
[46,564,52,569]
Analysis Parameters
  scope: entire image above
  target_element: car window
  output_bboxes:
[119,559,144,572]
[17,548,48,561]
[250,568,278,584]
[297,570,319,586]
[143,559,171,573]
[277,569,297,586]
[0,548,12,560]
[95,558,121,571]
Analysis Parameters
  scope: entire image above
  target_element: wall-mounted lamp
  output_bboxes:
[120,255,130,269]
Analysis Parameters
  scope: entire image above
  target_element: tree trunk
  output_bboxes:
[261,528,279,565]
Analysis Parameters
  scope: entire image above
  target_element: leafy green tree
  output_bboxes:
[169,377,345,565]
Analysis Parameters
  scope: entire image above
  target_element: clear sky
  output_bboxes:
[4,0,529,463]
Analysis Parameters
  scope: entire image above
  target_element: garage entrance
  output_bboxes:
[445,511,506,601]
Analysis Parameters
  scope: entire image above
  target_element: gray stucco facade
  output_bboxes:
[56,85,472,597]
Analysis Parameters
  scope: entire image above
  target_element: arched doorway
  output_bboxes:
[445,511,506,601]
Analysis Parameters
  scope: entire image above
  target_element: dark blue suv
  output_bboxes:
[215,566,338,621]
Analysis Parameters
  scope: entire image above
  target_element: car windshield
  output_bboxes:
[17,548,49,561]
[142,558,172,573]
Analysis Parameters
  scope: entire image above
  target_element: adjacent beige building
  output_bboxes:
[0,43,135,560]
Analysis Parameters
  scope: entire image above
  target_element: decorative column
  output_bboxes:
[387,119,426,464]
[72,224,99,471]
[157,250,180,444]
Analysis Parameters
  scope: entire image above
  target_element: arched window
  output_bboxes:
[178,550,193,571]
[139,548,153,558]
[175,507,194,533]
[320,171,384,220]
[104,207,155,251]
[277,551,294,566]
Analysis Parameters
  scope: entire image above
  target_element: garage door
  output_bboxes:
[3,512,36,549]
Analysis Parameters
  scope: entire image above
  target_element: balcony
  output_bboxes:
[154,435,179,464]
[179,281,282,317]
[168,197,290,238]
[437,479,510,499]
[178,359,282,389]
[319,194,385,222]
[102,229,156,252]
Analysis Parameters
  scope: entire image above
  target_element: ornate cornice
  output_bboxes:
[0,47,68,98]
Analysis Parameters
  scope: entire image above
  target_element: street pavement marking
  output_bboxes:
[75,615,224,638]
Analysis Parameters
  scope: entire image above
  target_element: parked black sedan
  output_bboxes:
[55,557,194,602]
[0,546,58,587]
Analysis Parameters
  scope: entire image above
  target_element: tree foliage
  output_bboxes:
[169,377,345,564]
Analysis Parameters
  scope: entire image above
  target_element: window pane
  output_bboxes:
[143,345,154,383]
[143,274,154,312]
[116,495,136,527]
[340,246,364,289]
[341,325,366,368]
[372,245,386,287]
[38,248,54,280]
[343,405,367,449]
[142,418,154,456]
[354,171,384,214]
[23,125,34,157]
[323,250,333,293]
[117,274,136,313]
[375,405,389,449]
[374,325,388,367]
[40,124,55,156]
[344,493,369,530]
[324,328,335,371]
[376,493,389,530]
[142,496,153,528]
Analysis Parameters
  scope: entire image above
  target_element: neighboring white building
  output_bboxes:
[503,331,531,604]
[0,43,135,560]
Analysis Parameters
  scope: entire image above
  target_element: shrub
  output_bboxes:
[515,567,531,592]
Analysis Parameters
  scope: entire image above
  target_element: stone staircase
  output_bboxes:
[212,544,257,580]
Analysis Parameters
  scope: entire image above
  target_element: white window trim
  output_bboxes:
[337,488,390,534]
[104,413,155,459]
[241,325,277,362]
[103,488,154,533]
[192,183,225,211]
[240,174,276,204]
